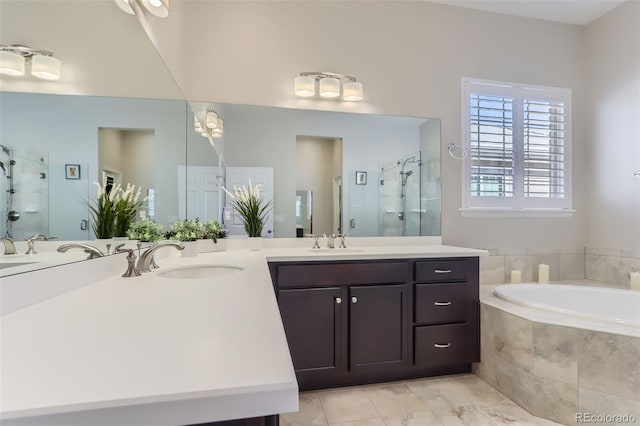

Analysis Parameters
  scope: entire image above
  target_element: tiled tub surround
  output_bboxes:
[475,285,640,426]
[479,246,640,290]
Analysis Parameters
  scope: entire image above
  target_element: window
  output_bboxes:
[461,78,572,216]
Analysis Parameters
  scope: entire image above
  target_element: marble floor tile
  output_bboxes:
[381,410,442,426]
[319,389,380,423]
[285,375,562,426]
[280,393,327,426]
[364,384,430,417]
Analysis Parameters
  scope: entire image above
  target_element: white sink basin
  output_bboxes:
[0,261,39,270]
[157,264,244,279]
[306,249,363,253]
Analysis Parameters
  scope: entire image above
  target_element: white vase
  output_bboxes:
[181,240,198,257]
[197,239,227,253]
[247,237,262,251]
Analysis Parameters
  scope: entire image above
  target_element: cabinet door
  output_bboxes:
[278,287,342,373]
[349,284,408,371]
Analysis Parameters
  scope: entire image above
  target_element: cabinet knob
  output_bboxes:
[434,301,452,306]
[351,296,358,304]
[434,343,451,348]
[336,297,342,304]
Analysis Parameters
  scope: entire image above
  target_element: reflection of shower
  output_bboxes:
[0,144,18,238]
[398,155,420,235]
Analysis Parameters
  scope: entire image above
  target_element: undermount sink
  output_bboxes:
[157,264,244,279]
[0,261,39,270]
[306,249,363,253]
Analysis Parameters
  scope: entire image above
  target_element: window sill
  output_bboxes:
[459,208,576,218]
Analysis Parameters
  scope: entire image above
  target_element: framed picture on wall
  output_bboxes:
[355,171,367,185]
[65,164,81,180]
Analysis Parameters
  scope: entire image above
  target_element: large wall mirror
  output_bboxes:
[202,103,441,238]
[0,1,220,275]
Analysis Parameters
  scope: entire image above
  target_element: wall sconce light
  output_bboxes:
[0,45,61,80]
[113,0,169,18]
[294,72,363,101]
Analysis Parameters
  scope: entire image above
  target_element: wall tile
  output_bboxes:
[472,305,495,385]
[504,255,533,283]
[578,388,640,425]
[494,356,536,410]
[533,323,578,386]
[492,310,533,373]
[578,330,640,400]
[585,253,606,282]
[531,254,560,282]
[606,256,640,288]
[479,255,505,285]
[529,376,578,426]
[558,253,585,280]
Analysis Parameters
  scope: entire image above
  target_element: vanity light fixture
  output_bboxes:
[0,45,61,80]
[194,116,205,134]
[294,72,363,101]
[212,119,223,135]
[206,110,218,129]
[113,0,135,14]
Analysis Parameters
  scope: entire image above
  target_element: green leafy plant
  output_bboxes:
[169,218,203,242]
[223,181,271,237]
[127,217,164,242]
[86,181,145,239]
[201,220,229,242]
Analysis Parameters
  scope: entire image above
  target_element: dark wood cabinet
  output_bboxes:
[349,284,408,371]
[278,287,343,385]
[269,256,479,390]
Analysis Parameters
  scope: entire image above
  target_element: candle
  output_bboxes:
[510,269,522,284]
[538,264,549,284]
[631,272,640,291]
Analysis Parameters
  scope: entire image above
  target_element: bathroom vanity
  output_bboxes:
[269,255,480,390]
[0,242,484,426]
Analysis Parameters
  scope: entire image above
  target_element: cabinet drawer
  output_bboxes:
[415,324,469,365]
[276,262,409,288]
[415,260,467,282]
[415,283,467,324]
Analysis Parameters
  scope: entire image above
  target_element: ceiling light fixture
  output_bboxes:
[206,110,218,129]
[212,119,223,135]
[294,72,363,101]
[113,0,135,14]
[194,110,224,138]
[0,45,61,80]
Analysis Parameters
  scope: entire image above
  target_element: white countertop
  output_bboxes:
[1,243,485,425]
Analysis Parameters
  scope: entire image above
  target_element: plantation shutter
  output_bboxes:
[469,94,514,198]
[523,98,566,200]
[462,78,572,212]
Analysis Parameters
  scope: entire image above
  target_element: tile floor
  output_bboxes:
[281,374,563,426]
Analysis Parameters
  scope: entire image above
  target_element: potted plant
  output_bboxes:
[113,184,145,239]
[200,219,229,252]
[87,180,145,240]
[223,181,271,250]
[127,217,164,242]
[169,218,203,256]
[87,180,116,240]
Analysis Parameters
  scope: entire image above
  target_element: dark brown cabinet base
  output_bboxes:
[269,257,479,391]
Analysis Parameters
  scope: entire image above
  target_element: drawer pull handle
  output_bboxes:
[434,343,451,348]
[336,297,342,304]
[434,301,452,306]
[434,269,452,274]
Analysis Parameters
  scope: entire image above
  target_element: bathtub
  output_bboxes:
[493,283,640,326]
[477,282,640,425]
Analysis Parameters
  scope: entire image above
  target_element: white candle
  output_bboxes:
[630,272,640,291]
[538,264,549,284]
[510,269,522,284]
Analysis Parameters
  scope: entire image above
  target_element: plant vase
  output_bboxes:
[181,241,198,257]
[247,236,262,251]
[197,239,227,253]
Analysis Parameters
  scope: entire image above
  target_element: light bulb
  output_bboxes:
[31,55,61,80]
[294,76,315,97]
[0,50,25,76]
[212,119,223,134]
[113,0,135,14]
[206,111,218,129]
[319,77,340,98]
[343,81,363,101]
[140,0,169,17]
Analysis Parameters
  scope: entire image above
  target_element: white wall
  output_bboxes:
[221,104,423,237]
[584,1,640,254]
[139,1,588,249]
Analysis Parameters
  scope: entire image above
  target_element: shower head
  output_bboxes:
[405,170,413,177]
[0,144,9,155]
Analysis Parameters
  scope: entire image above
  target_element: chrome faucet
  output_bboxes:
[137,242,184,273]
[57,243,105,259]
[25,234,57,255]
[338,233,349,248]
[324,233,336,249]
[0,238,17,255]
[119,248,141,278]
[305,234,320,249]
